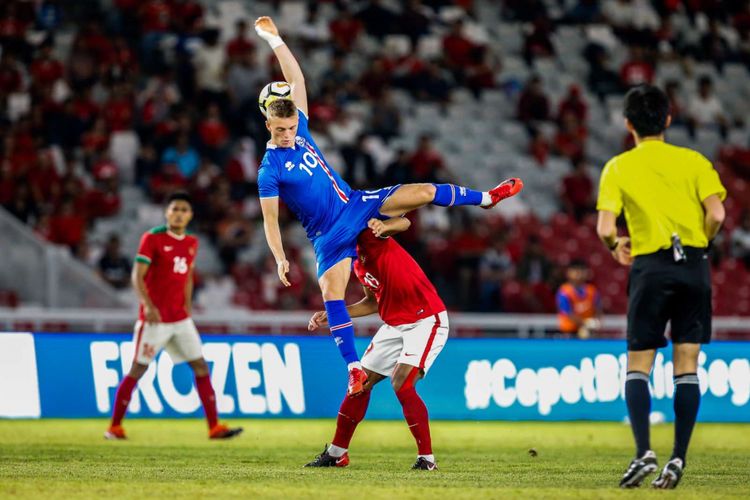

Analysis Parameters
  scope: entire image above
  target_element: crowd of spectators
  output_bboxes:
[1,0,749,315]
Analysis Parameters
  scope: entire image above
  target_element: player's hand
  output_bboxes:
[144,304,161,323]
[255,16,280,39]
[308,311,328,331]
[277,259,291,287]
[611,237,633,266]
[368,218,386,238]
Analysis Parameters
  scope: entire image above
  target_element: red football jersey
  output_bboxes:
[135,226,198,323]
[354,230,445,326]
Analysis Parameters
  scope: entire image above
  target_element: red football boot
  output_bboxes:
[482,177,524,209]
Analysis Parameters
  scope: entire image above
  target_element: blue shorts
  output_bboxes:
[313,186,400,278]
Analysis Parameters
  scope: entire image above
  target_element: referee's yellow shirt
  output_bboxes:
[597,140,727,257]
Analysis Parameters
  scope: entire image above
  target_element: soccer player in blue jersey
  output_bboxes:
[254,16,522,395]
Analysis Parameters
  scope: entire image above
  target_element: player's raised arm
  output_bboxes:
[255,16,308,116]
[260,196,291,287]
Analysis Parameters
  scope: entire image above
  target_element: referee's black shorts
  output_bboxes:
[627,246,712,351]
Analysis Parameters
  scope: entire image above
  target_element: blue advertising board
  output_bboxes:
[0,332,748,421]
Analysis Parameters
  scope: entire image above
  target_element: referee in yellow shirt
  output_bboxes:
[596,85,726,490]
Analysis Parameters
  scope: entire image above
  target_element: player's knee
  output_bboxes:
[393,367,420,393]
[128,363,148,379]
[190,358,210,376]
[418,184,436,203]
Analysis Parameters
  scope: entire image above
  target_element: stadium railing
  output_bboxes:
[0,208,125,309]
[1,308,748,339]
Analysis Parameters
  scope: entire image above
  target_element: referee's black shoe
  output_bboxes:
[619,450,658,488]
[652,458,684,489]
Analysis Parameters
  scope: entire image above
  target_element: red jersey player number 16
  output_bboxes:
[105,192,242,442]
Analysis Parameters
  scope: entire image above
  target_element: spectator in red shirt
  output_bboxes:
[443,19,480,84]
[28,151,60,206]
[466,46,498,98]
[358,59,392,99]
[139,0,172,71]
[104,83,135,132]
[171,0,204,33]
[329,8,363,51]
[518,75,551,125]
[198,103,229,163]
[554,111,587,161]
[226,19,255,60]
[0,3,30,58]
[561,158,594,221]
[557,84,588,124]
[30,42,64,88]
[0,52,22,94]
[49,198,87,251]
[140,0,171,33]
[409,135,447,183]
[443,19,476,68]
[528,126,551,165]
[149,162,188,203]
[620,45,654,88]
[70,88,100,129]
[86,176,121,219]
[523,17,555,65]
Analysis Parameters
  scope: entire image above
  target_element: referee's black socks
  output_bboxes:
[672,373,700,466]
[625,371,651,458]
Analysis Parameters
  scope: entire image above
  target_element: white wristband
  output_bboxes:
[256,26,285,49]
[266,35,285,49]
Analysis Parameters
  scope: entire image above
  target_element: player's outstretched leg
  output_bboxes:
[189,359,243,439]
[378,178,523,218]
[319,259,367,395]
[105,363,149,440]
[305,371,382,468]
[392,365,437,471]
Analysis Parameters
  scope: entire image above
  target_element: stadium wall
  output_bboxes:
[0,332,748,422]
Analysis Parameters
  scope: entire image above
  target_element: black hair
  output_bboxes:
[569,258,588,269]
[623,84,670,138]
[166,191,192,207]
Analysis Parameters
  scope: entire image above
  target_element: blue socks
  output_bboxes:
[431,184,483,207]
[324,300,360,365]
[625,371,651,458]
[672,373,700,465]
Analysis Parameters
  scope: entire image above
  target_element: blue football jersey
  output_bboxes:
[258,110,353,240]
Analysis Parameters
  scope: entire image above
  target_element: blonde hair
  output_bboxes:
[267,99,297,119]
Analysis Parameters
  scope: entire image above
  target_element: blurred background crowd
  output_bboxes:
[1,0,750,318]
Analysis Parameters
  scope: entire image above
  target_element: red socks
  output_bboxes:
[332,391,372,449]
[195,374,219,429]
[111,375,137,426]
[397,386,432,455]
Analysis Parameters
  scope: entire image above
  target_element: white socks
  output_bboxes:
[347,361,362,371]
[480,192,492,207]
[418,454,435,463]
[327,444,347,458]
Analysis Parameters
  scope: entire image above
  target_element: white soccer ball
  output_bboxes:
[258,81,292,117]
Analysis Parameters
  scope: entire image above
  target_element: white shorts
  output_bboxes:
[132,318,203,365]
[361,311,449,377]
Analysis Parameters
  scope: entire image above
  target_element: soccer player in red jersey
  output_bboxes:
[105,192,242,440]
[305,217,447,470]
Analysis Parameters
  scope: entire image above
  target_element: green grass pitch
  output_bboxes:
[1,419,748,499]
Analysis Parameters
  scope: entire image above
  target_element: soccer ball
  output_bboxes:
[258,81,292,117]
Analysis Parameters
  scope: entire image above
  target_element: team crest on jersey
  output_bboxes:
[285,161,294,171]
[295,136,306,147]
